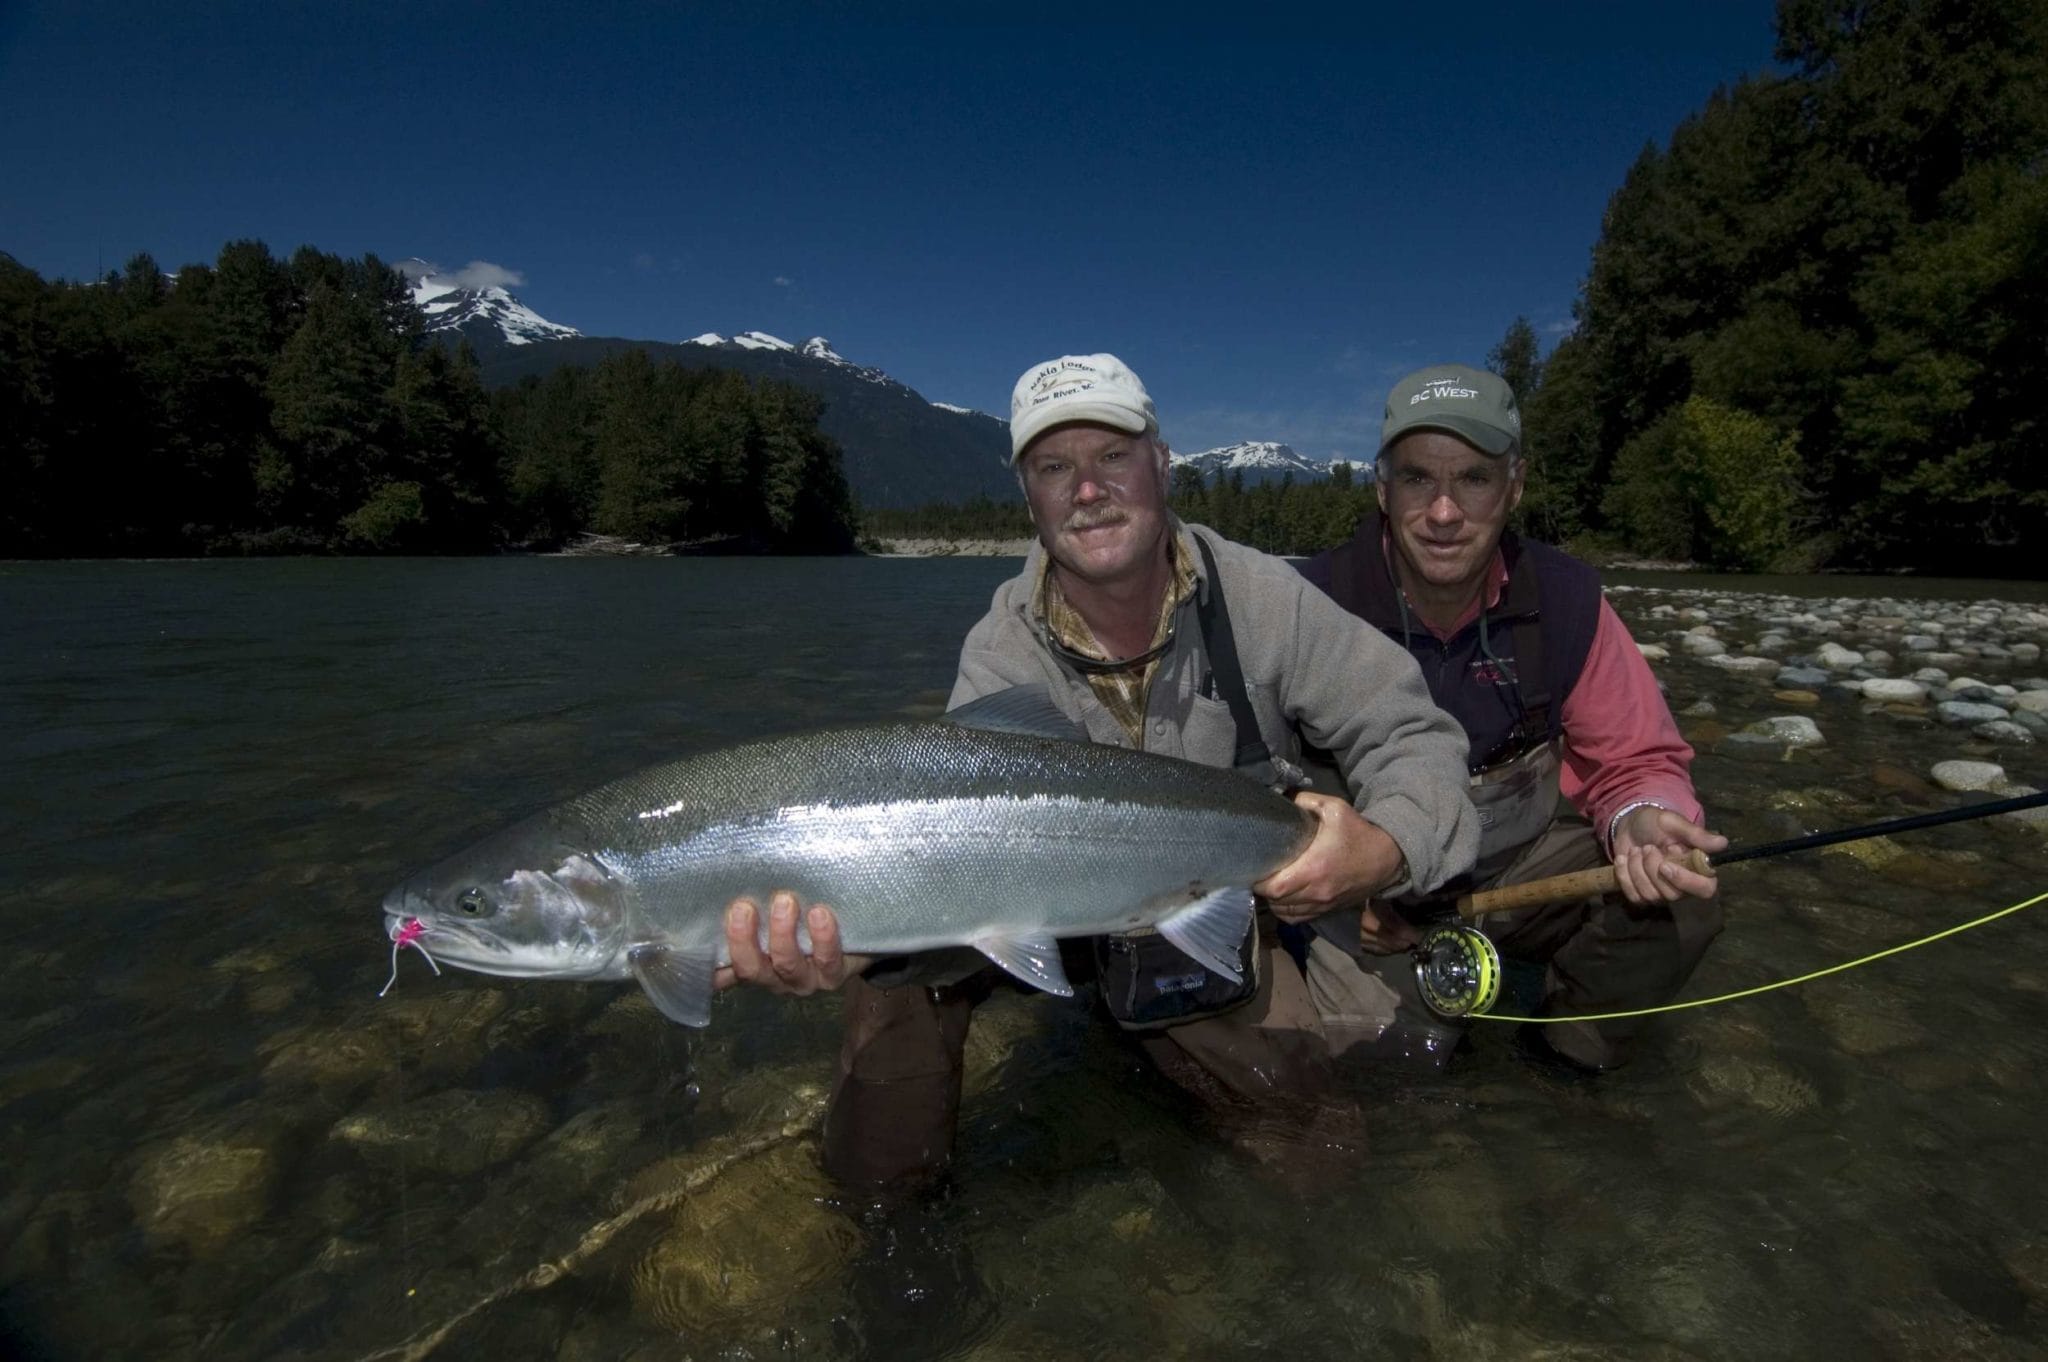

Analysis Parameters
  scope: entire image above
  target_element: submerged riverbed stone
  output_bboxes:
[260,1023,395,1089]
[1686,1053,1819,1117]
[1974,720,2035,744]
[330,1088,550,1175]
[129,1129,282,1255]
[1938,700,2010,726]
[628,1140,856,1334]
[1930,760,2006,792]
[1869,764,1934,797]
[1744,715,1825,747]
[1804,991,1928,1058]
[531,1101,648,1173]
[1861,678,1929,703]
[1683,718,1730,747]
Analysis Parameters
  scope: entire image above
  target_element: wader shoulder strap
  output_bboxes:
[1097,532,1269,1032]
[1191,533,1272,777]
[1507,610,1557,747]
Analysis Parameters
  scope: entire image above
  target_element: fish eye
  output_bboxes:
[455,887,490,916]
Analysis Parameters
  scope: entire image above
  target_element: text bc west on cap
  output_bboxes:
[1008,353,1156,463]
[1379,363,1522,458]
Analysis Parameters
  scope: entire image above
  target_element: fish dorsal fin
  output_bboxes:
[972,931,1076,996]
[628,943,719,1027]
[945,684,1089,742]
[1155,888,1255,983]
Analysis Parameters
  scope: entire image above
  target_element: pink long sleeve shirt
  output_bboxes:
[1422,554,1703,848]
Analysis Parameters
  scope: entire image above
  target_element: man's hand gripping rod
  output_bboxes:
[1455,788,2048,918]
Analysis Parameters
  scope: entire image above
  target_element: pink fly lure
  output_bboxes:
[379,916,443,998]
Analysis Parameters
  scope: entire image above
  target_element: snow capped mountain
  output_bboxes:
[397,259,579,347]
[686,330,892,386]
[1173,441,1323,482]
[1168,441,1375,487]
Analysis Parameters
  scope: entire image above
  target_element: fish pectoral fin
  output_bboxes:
[1156,888,1255,983]
[944,684,1089,742]
[973,932,1075,996]
[628,944,718,1027]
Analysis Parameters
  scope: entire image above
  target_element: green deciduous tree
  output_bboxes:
[1602,396,1804,570]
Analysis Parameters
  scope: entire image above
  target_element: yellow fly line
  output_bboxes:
[1475,886,2048,1024]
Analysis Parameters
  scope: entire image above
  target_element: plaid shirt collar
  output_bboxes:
[1031,524,1199,745]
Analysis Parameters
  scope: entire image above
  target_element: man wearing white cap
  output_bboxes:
[721,352,1481,1186]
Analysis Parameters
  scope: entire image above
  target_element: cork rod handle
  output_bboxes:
[1455,849,1713,918]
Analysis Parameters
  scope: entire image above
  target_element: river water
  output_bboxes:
[3,557,2046,1361]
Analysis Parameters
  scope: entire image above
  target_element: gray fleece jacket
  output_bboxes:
[948,521,1479,899]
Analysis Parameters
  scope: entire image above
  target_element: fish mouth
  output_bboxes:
[378,902,609,979]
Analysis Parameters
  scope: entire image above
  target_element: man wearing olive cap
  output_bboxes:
[1301,362,1728,1072]
[719,352,1483,1186]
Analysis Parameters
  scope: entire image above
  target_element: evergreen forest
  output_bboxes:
[1513,0,2047,575]
[864,469,1379,559]
[0,244,858,556]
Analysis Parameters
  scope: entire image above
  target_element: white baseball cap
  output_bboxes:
[1007,353,1156,462]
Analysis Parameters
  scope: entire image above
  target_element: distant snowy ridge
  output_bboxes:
[931,401,999,420]
[1169,441,1375,486]
[686,330,891,386]
[397,259,579,346]
[1173,441,1323,479]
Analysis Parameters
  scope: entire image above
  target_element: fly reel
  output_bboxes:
[1412,924,1501,1019]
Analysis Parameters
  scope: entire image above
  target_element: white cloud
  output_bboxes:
[1543,316,1578,337]
[446,260,525,290]
[772,275,794,288]
[400,258,526,290]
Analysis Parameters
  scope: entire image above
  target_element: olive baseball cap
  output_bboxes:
[1008,353,1156,462]
[1378,363,1522,457]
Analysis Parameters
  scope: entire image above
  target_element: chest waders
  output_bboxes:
[1311,519,1598,1028]
[1092,534,1276,1031]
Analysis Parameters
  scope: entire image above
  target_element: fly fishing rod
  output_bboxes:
[1410,786,2048,1020]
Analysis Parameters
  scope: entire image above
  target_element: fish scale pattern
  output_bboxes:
[563,722,1314,954]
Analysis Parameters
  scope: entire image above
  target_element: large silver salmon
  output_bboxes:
[380,687,1314,1026]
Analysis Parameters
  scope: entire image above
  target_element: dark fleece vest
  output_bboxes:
[1300,512,1602,774]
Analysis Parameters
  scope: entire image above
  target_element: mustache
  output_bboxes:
[1064,510,1127,532]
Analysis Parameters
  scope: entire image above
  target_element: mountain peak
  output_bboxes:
[398,258,578,347]
[1170,441,1371,486]
[686,329,891,386]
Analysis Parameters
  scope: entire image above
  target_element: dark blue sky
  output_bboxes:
[1,1,1782,458]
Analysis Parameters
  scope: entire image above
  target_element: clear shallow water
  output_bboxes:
[2,558,2046,1361]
